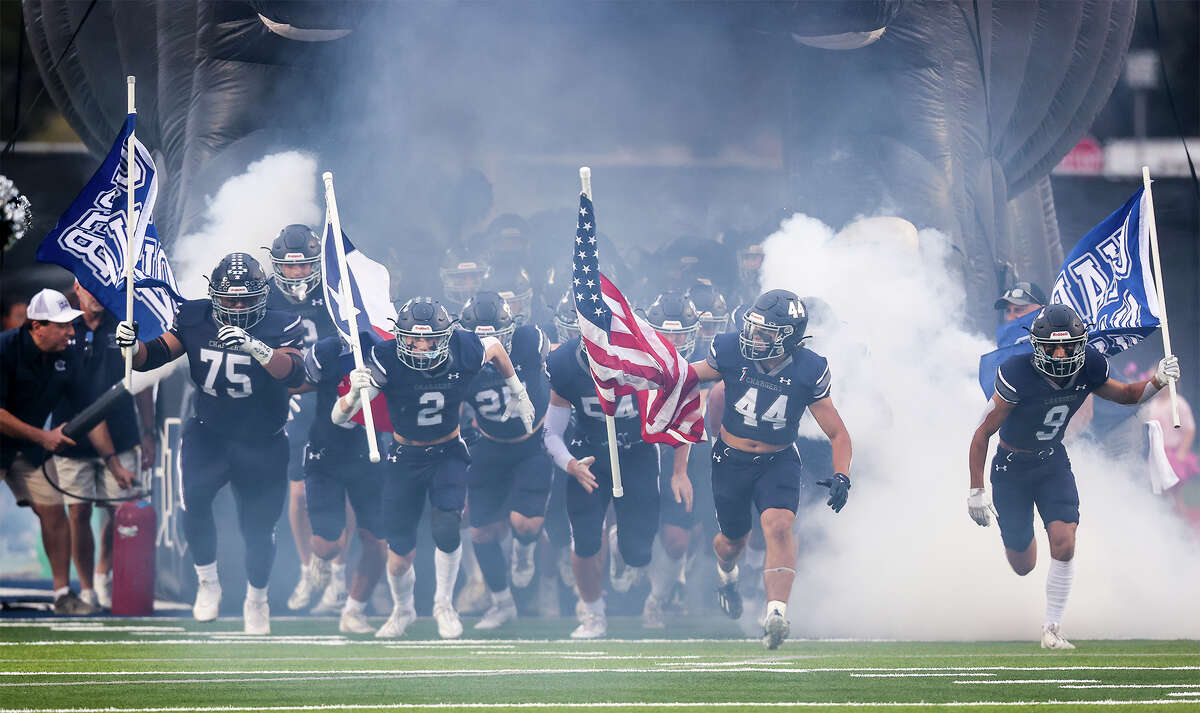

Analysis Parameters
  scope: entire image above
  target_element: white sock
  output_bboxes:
[311,557,331,578]
[584,597,605,616]
[767,600,787,618]
[717,563,739,586]
[649,539,685,600]
[344,596,366,615]
[55,586,70,598]
[246,583,268,603]
[94,570,110,583]
[388,568,415,614]
[492,587,514,605]
[434,545,462,605]
[195,562,218,583]
[1045,557,1074,627]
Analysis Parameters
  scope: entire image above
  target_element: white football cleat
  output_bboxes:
[475,597,518,630]
[287,565,317,611]
[641,594,665,630]
[312,572,346,615]
[433,602,464,639]
[511,539,536,589]
[570,610,607,639]
[339,607,375,634]
[94,574,112,609]
[455,576,489,615]
[1041,623,1076,650]
[374,607,416,639]
[762,606,789,650]
[193,579,222,622]
[79,589,99,609]
[243,599,270,635]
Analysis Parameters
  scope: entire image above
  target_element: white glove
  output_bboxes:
[345,367,378,408]
[503,377,536,434]
[967,488,998,527]
[217,325,274,365]
[115,320,138,349]
[1155,355,1181,387]
[287,394,302,422]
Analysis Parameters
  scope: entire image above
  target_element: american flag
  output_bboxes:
[573,192,705,446]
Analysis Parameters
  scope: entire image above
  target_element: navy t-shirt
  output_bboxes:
[52,313,141,457]
[545,337,642,447]
[171,299,306,439]
[706,332,831,447]
[994,346,1109,450]
[465,325,550,440]
[0,327,91,467]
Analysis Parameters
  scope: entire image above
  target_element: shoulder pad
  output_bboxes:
[1084,346,1110,385]
[176,299,211,327]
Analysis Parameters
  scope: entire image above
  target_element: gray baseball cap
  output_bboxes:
[994,281,1046,310]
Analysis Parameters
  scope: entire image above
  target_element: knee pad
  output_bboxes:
[511,526,540,545]
[618,535,653,568]
[431,508,462,553]
[572,527,602,559]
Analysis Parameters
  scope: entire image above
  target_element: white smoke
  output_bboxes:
[758,213,1200,640]
[172,152,322,298]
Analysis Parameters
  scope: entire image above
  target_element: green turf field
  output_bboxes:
[1,617,1197,712]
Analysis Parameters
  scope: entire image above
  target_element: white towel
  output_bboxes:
[1146,420,1181,495]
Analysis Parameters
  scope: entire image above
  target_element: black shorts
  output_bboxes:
[990,446,1079,552]
[181,418,289,514]
[304,444,385,541]
[658,443,694,530]
[284,392,317,482]
[382,438,470,556]
[467,435,553,528]
[710,437,802,540]
[565,440,659,566]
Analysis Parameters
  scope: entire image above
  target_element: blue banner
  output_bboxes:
[36,114,183,339]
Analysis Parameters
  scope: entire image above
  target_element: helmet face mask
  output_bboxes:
[440,259,489,308]
[269,225,321,303]
[210,253,270,328]
[686,282,729,342]
[554,291,581,344]
[1029,304,1088,378]
[646,291,700,360]
[393,297,455,371]
[738,290,806,361]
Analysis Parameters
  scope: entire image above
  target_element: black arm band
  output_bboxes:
[282,351,307,389]
[137,336,174,371]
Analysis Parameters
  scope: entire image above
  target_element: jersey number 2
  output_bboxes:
[1035,404,1070,441]
[198,348,253,398]
[733,387,788,430]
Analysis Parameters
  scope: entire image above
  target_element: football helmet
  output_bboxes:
[393,297,456,371]
[737,244,765,284]
[553,291,581,344]
[1028,304,1087,378]
[268,224,321,302]
[459,291,517,352]
[739,289,807,361]
[645,291,700,359]
[209,252,270,329]
[483,263,533,325]
[440,248,490,309]
[685,280,730,342]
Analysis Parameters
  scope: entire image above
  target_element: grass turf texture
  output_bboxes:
[0,617,1196,712]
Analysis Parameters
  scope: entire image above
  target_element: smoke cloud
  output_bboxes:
[760,213,1200,640]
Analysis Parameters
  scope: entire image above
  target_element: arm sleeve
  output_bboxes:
[479,335,501,365]
[542,402,574,471]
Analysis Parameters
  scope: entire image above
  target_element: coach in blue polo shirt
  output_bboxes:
[0,288,136,615]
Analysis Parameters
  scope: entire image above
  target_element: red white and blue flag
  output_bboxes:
[320,220,396,431]
[572,192,705,446]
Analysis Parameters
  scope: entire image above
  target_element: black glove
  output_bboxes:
[815,473,851,513]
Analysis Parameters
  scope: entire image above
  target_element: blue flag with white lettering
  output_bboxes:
[978,189,1161,398]
[36,114,183,340]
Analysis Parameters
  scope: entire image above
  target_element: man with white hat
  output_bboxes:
[0,288,136,615]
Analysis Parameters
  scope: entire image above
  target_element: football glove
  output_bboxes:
[967,487,998,527]
[115,320,139,349]
[1155,355,1181,387]
[217,325,274,365]
[503,376,536,434]
[815,473,851,513]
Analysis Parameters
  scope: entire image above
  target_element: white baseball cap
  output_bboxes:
[26,288,84,323]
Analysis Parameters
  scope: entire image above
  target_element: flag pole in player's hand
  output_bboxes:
[322,171,381,462]
[1141,166,1181,428]
[579,166,624,498]
[123,76,136,389]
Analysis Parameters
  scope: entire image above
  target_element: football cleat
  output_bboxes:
[1041,623,1076,650]
[79,589,99,609]
[339,607,375,634]
[716,580,743,620]
[311,570,346,615]
[243,598,270,635]
[455,574,490,615]
[54,590,97,616]
[510,539,537,589]
[433,602,464,639]
[474,597,518,630]
[570,610,607,639]
[374,607,416,639]
[762,606,789,650]
[641,594,665,630]
[287,565,317,611]
[193,579,221,622]
[94,573,112,609]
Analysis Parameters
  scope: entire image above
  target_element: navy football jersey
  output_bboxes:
[369,329,486,442]
[268,283,336,347]
[707,332,831,447]
[995,346,1109,450]
[465,325,550,440]
[546,337,642,447]
[305,336,376,453]
[171,299,306,439]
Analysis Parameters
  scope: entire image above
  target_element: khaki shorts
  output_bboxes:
[1,452,64,507]
[52,450,138,505]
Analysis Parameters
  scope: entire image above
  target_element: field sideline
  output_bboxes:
[0,617,1197,713]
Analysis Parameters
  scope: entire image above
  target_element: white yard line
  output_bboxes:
[850,673,996,678]
[954,679,1100,684]
[1,700,1199,711]
[1060,685,1200,689]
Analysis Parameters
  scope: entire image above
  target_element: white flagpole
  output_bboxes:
[123,76,136,389]
[579,166,624,498]
[1141,166,1181,429]
[322,171,381,462]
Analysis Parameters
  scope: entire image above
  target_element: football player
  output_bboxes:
[459,292,552,629]
[117,253,307,634]
[300,335,388,634]
[264,224,349,615]
[968,304,1180,649]
[690,289,853,649]
[439,249,490,314]
[543,293,683,639]
[334,297,535,639]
